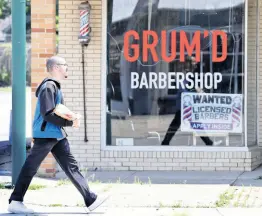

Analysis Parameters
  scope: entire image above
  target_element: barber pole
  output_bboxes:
[183,95,193,123]
[80,10,89,36]
[78,1,92,142]
[78,1,92,44]
[232,96,242,128]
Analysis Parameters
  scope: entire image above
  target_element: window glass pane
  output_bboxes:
[106,0,246,147]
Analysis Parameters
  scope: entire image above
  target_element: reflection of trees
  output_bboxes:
[1,0,31,42]
[0,0,33,87]
[1,0,59,43]
[0,0,10,19]
[0,45,31,87]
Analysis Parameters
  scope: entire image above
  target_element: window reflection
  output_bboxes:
[106,0,245,147]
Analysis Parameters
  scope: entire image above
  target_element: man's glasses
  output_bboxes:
[56,63,68,67]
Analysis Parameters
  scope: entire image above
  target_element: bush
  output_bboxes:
[0,67,10,85]
[0,45,11,86]
[0,44,31,87]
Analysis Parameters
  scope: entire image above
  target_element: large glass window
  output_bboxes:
[106,0,248,147]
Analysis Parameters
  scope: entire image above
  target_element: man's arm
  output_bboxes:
[39,82,73,127]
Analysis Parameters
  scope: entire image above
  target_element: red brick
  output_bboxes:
[31,83,38,87]
[46,169,56,173]
[32,28,45,32]
[46,28,56,33]
[39,53,53,58]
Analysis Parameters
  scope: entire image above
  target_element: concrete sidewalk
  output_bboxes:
[54,166,262,186]
[0,207,262,216]
[1,167,262,215]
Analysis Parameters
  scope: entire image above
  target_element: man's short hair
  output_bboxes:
[46,56,65,72]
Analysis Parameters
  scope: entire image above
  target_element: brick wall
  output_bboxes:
[98,150,262,171]
[31,0,57,176]
[56,0,262,172]
[58,0,102,171]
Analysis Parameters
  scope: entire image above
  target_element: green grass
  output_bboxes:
[134,176,143,185]
[233,188,245,207]
[0,182,11,189]
[48,204,63,207]
[76,203,85,207]
[116,177,121,184]
[28,184,47,190]
[80,168,89,172]
[159,202,165,208]
[241,186,253,207]
[173,213,189,216]
[56,179,71,186]
[56,178,103,187]
[0,87,12,92]
[215,189,236,207]
[172,202,182,208]
[90,180,102,184]
[0,43,11,48]
[103,184,113,192]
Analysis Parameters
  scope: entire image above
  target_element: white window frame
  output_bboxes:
[101,0,250,152]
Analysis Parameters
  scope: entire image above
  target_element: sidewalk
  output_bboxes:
[0,207,262,216]
[1,166,262,215]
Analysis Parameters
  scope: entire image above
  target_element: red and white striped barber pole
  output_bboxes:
[232,96,242,128]
[78,1,92,44]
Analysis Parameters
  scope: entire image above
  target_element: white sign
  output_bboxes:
[181,93,243,133]
[116,138,134,146]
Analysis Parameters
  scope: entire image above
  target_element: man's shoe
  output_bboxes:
[88,195,109,212]
[8,201,34,214]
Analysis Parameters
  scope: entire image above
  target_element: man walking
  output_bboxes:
[161,56,222,146]
[8,56,107,213]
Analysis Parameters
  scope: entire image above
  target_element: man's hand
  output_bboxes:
[64,114,73,120]
[73,118,80,128]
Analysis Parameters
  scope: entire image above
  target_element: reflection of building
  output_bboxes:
[0,15,31,42]
[108,0,244,116]
[29,0,262,176]
[0,16,11,42]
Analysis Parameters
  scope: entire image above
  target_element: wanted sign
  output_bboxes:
[181,93,243,133]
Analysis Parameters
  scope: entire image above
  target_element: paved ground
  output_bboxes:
[1,167,262,215]
[1,207,262,216]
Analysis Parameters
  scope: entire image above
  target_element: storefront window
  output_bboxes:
[106,0,248,147]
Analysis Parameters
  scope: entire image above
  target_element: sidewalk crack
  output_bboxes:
[216,208,224,216]
[229,171,245,186]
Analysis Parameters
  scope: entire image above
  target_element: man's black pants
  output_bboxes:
[9,138,97,207]
[162,110,213,145]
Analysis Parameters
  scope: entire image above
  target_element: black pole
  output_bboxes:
[81,44,88,142]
